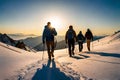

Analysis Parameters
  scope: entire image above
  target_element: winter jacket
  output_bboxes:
[77,34,85,42]
[65,29,76,43]
[85,31,93,40]
[42,26,57,42]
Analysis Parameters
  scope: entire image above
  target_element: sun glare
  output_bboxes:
[47,16,62,29]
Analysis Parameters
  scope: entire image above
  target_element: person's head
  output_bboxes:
[87,28,91,32]
[69,25,73,29]
[47,22,51,27]
[79,31,82,34]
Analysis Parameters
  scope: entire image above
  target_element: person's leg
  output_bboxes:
[46,41,51,60]
[87,40,91,51]
[68,40,72,57]
[72,39,75,55]
[79,42,82,52]
[81,42,83,51]
[78,42,81,52]
[51,41,55,57]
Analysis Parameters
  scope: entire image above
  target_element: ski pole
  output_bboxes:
[42,43,45,60]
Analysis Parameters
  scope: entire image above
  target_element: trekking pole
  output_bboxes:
[42,43,45,60]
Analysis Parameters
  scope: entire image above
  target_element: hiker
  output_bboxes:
[77,31,85,52]
[85,29,93,51]
[65,25,77,57]
[42,22,57,60]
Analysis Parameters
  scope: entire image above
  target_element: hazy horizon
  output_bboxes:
[0,0,120,36]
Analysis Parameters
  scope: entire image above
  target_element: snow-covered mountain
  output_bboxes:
[0,33,35,52]
[0,33,16,46]
[0,31,120,80]
[22,36,42,48]
[23,36,64,48]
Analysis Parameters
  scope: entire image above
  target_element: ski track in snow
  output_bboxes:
[8,54,91,80]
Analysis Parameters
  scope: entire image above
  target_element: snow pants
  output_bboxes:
[68,39,75,57]
[78,42,83,52]
[86,39,91,51]
[46,41,54,60]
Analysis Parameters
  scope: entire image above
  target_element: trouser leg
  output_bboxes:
[46,42,51,60]
[81,43,83,51]
[87,40,91,51]
[80,42,83,52]
[78,43,81,52]
[71,41,75,55]
[68,42,72,57]
[51,41,55,57]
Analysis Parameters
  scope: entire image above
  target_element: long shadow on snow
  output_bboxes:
[86,51,120,58]
[32,59,71,80]
[71,54,90,60]
[85,51,120,64]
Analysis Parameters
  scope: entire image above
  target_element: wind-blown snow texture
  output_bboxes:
[0,32,120,80]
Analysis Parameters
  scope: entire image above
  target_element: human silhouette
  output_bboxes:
[65,25,77,57]
[85,29,93,51]
[77,31,85,52]
[42,22,57,60]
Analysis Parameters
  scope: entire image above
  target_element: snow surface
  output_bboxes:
[0,33,120,80]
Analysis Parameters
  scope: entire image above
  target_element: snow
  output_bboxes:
[0,32,120,80]
[0,42,41,80]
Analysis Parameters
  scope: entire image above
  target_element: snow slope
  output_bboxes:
[0,32,120,80]
[0,42,41,80]
[0,42,81,80]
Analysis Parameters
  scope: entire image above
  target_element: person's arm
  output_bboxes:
[65,31,68,44]
[53,28,57,36]
[74,30,77,42]
[42,29,46,44]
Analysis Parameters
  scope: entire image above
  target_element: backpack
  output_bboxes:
[44,28,54,41]
[85,32,92,39]
[78,34,85,41]
[67,30,74,40]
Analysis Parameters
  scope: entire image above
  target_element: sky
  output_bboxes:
[0,0,120,36]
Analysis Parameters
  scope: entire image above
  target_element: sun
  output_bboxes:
[47,16,62,29]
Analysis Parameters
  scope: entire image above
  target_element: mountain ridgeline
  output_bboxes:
[33,36,106,51]
[1,30,120,52]
[0,33,34,52]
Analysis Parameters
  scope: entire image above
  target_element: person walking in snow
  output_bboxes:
[42,22,57,60]
[77,31,85,52]
[85,29,93,51]
[65,25,77,57]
